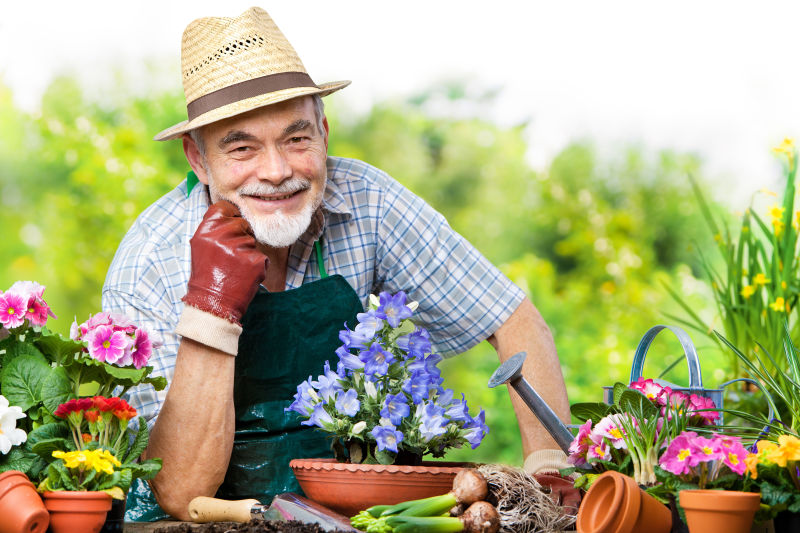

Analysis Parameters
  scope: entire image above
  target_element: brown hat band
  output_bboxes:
[186,71,318,121]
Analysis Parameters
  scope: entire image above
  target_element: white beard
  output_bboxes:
[207,171,324,248]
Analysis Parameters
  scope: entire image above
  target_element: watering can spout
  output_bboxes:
[488,351,574,453]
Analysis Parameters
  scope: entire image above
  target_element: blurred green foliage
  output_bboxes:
[0,76,726,466]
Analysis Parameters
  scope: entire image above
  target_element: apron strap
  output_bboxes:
[186,170,200,197]
[314,240,328,279]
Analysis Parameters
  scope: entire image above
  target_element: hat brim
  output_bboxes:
[153,80,350,141]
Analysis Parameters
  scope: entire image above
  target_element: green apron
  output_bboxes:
[126,240,363,520]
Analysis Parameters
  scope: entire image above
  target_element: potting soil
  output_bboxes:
[154,519,351,533]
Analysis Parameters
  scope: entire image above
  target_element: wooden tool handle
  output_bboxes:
[188,496,261,523]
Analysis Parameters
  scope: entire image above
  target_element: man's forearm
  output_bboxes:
[143,337,236,520]
[488,298,570,457]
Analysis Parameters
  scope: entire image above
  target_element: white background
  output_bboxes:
[3,1,800,205]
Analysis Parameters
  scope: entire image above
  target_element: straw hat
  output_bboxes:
[154,7,350,141]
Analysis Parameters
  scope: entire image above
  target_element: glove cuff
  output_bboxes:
[176,304,242,356]
[524,449,570,475]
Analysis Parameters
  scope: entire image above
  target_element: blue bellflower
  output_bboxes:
[376,291,413,328]
[380,392,411,425]
[371,424,404,453]
[417,401,448,441]
[445,393,471,422]
[335,388,360,417]
[396,327,432,359]
[463,409,489,449]
[355,309,384,339]
[336,345,365,372]
[360,343,395,378]
[286,377,317,415]
[312,361,342,403]
[301,403,334,429]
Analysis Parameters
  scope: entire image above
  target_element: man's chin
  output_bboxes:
[246,212,312,249]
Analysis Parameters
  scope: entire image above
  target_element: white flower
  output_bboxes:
[0,395,27,455]
[351,421,367,435]
[369,294,381,309]
[407,301,419,311]
[364,381,378,399]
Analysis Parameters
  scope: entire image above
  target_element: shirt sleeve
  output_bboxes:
[374,178,525,356]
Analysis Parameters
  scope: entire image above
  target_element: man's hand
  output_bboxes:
[183,200,267,324]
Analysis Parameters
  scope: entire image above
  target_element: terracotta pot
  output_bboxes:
[0,470,49,533]
[679,490,760,533]
[576,470,671,533]
[289,458,465,517]
[43,491,112,533]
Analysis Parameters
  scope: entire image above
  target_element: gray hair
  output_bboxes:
[189,94,325,161]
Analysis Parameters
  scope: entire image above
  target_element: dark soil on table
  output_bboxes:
[154,520,351,533]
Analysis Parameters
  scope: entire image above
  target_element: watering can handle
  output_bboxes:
[629,325,703,392]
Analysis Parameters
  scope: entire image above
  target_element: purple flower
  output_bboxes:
[397,328,432,359]
[336,346,365,372]
[355,309,384,339]
[372,424,404,453]
[301,404,334,429]
[360,343,395,377]
[417,402,447,441]
[335,389,360,417]
[568,419,594,467]
[407,353,442,379]
[462,409,489,449]
[381,393,410,425]
[375,291,413,328]
[312,361,342,403]
[445,394,471,422]
[403,371,436,404]
[339,324,371,350]
[286,378,318,415]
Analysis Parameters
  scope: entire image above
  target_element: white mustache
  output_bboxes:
[238,179,310,196]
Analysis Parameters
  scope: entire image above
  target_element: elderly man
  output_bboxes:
[103,7,570,521]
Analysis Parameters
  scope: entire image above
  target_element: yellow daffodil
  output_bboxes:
[759,188,778,196]
[770,297,786,312]
[773,218,786,235]
[742,268,749,276]
[740,285,756,299]
[773,137,796,156]
[769,204,786,220]
[714,233,722,243]
[754,273,771,285]
[782,281,787,289]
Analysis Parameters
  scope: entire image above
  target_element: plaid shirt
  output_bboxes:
[102,156,525,428]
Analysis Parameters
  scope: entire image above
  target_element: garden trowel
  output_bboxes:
[188,492,358,531]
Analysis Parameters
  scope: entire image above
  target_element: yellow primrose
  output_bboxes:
[52,450,87,470]
[777,435,800,461]
[740,285,756,299]
[745,452,759,479]
[754,273,770,285]
[770,297,786,312]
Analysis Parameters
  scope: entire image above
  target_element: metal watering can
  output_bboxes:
[488,324,766,454]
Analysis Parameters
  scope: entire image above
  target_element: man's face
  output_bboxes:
[186,96,329,248]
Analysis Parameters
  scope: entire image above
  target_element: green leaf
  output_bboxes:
[570,402,613,422]
[0,354,51,411]
[115,468,133,492]
[612,382,628,406]
[55,462,78,491]
[1,340,45,369]
[27,422,71,446]
[0,446,38,475]
[31,438,71,458]
[619,389,658,419]
[144,375,167,391]
[123,416,149,463]
[40,366,74,415]
[33,332,84,365]
[375,449,395,465]
[127,459,161,482]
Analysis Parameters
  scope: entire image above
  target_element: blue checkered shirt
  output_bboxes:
[102,156,525,429]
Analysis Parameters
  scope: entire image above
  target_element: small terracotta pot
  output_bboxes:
[43,491,112,533]
[679,489,760,533]
[0,470,49,533]
[576,470,671,533]
[289,458,464,517]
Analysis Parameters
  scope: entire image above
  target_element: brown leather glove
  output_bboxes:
[534,473,582,514]
[182,201,268,325]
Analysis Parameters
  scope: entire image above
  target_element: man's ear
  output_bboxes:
[322,116,330,151]
[182,133,209,185]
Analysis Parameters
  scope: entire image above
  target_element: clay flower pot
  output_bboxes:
[289,458,464,517]
[678,489,760,533]
[42,491,112,533]
[0,470,49,533]
[576,470,671,533]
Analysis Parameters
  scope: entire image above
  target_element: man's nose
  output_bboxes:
[256,146,291,183]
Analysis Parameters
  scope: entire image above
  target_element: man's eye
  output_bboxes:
[289,137,307,143]
[232,146,251,152]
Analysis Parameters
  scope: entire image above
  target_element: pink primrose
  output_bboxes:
[7,281,45,300]
[88,325,130,364]
[568,419,594,466]
[693,434,725,463]
[660,431,701,475]
[0,292,27,329]
[586,435,611,462]
[688,394,721,425]
[131,328,153,369]
[716,434,748,475]
[594,414,630,449]
[25,298,53,327]
[630,377,665,404]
